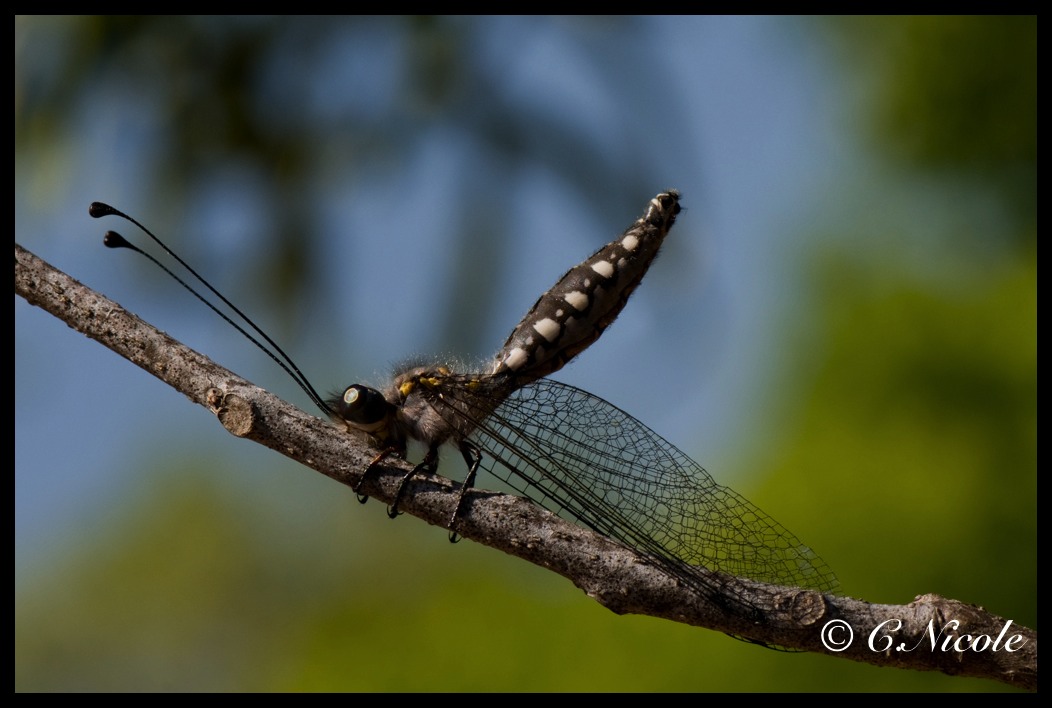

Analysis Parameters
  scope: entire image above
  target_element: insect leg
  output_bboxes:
[353,446,403,506]
[446,440,483,543]
[385,445,441,519]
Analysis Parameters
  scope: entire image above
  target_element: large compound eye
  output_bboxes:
[337,384,390,428]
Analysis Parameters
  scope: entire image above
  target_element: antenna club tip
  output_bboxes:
[103,231,132,249]
[89,202,117,218]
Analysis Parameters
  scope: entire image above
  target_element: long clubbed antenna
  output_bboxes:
[89,201,335,417]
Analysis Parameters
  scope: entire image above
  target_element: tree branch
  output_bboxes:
[15,243,1037,690]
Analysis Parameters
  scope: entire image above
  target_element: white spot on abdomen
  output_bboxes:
[563,291,589,310]
[502,347,529,371]
[533,317,561,342]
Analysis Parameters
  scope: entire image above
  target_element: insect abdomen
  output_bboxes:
[491,191,681,383]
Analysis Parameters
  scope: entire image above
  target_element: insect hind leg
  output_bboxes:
[446,440,482,543]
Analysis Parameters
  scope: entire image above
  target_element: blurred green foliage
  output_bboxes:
[829,16,1036,240]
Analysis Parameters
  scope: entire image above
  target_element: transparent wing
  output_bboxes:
[430,377,839,607]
